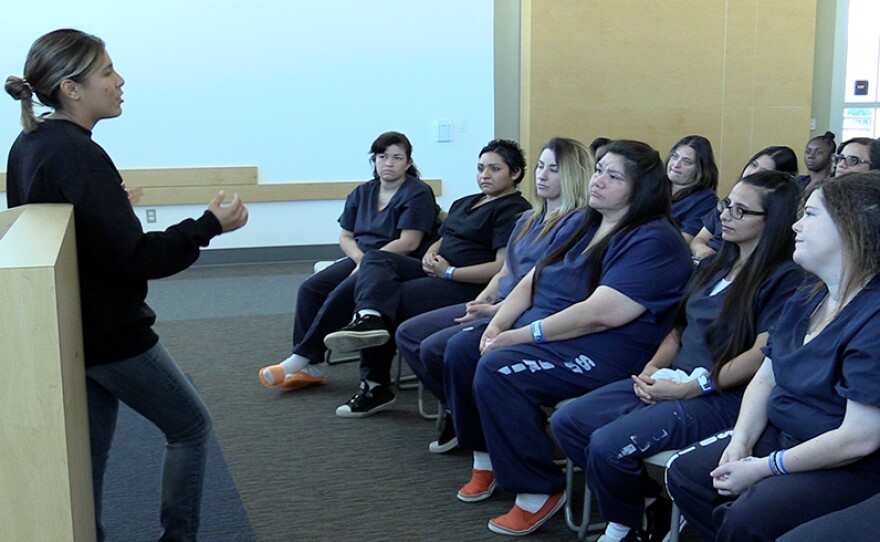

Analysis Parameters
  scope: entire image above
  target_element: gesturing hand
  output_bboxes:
[208,191,249,233]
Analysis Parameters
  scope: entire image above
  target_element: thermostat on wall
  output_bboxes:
[433,120,453,142]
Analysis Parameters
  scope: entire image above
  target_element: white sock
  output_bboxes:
[357,309,381,318]
[515,493,549,514]
[300,364,325,377]
[473,451,493,472]
[279,353,310,375]
[603,522,631,542]
[261,354,309,384]
[365,379,382,390]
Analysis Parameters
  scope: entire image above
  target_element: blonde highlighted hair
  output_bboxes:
[516,137,592,241]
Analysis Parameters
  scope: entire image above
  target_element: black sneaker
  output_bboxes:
[335,380,396,418]
[323,314,390,352]
[644,495,673,542]
[429,410,459,453]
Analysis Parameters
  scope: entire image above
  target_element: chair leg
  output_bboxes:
[664,503,682,542]
[417,382,439,420]
[563,458,599,541]
[577,485,592,541]
[394,352,419,390]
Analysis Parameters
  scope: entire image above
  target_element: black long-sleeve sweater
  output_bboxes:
[6,119,222,366]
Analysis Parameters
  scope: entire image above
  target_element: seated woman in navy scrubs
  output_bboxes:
[551,171,803,542]
[395,137,592,454]
[665,135,719,243]
[666,172,880,542]
[322,139,532,417]
[444,140,694,537]
[690,145,798,261]
[258,131,437,390]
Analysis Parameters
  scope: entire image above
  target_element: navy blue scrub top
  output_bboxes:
[497,208,588,301]
[338,175,437,256]
[672,260,803,374]
[515,217,694,352]
[673,187,718,237]
[700,209,724,252]
[766,276,880,461]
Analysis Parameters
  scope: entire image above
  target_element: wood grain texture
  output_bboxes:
[0,205,95,541]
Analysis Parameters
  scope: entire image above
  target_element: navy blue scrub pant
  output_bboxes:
[444,332,649,495]
[397,303,491,405]
[666,426,880,542]
[551,379,743,529]
[291,257,357,363]
[354,251,483,385]
[777,492,880,542]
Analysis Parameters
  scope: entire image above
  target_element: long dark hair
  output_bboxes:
[531,140,672,300]
[369,131,420,179]
[681,170,800,384]
[667,135,719,202]
[742,146,799,177]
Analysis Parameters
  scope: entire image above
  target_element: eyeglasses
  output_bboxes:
[833,154,870,167]
[716,198,767,220]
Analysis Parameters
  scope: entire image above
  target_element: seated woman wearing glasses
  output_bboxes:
[832,137,880,178]
[551,171,803,542]
[665,135,719,243]
[690,146,798,261]
[666,173,880,542]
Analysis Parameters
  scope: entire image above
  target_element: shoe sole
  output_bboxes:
[335,396,396,418]
[457,479,496,502]
[429,436,459,454]
[486,492,566,536]
[323,330,390,352]
[280,376,326,391]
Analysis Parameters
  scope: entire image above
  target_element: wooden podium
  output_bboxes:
[0,204,96,541]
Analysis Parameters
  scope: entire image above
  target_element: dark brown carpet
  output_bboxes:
[150,262,696,542]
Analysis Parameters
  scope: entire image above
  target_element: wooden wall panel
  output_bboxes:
[521,0,817,195]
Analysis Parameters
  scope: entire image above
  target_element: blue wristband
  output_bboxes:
[697,374,715,394]
[777,449,789,475]
[444,266,456,280]
[531,320,546,344]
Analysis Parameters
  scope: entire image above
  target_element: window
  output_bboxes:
[842,0,880,140]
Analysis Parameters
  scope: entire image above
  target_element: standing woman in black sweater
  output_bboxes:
[5,29,248,541]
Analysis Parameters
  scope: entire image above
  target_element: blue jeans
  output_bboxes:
[86,341,212,542]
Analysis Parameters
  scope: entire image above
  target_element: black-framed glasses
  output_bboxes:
[833,154,870,167]
[716,198,767,220]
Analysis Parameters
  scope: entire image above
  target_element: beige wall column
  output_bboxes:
[521,0,818,194]
[0,205,95,541]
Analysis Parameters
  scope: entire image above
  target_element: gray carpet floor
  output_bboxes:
[147,261,694,542]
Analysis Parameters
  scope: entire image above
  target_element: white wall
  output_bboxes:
[0,0,496,250]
